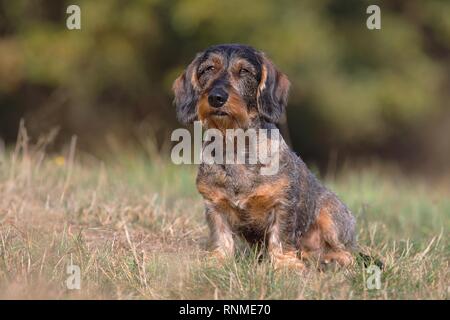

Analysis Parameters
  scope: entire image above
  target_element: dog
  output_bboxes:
[172,44,356,270]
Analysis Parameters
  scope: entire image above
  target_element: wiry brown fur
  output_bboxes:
[173,44,356,270]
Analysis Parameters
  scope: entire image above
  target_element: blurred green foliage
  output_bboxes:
[0,0,449,169]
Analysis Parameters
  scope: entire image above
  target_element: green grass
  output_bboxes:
[0,137,448,299]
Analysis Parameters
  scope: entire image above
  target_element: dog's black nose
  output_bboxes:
[208,88,228,108]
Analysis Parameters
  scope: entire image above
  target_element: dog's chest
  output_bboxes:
[197,164,289,227]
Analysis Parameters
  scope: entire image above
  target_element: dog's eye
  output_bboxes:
[200,66,215,76]
[239,68,250,76]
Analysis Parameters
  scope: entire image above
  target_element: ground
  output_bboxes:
[0,136,448,299]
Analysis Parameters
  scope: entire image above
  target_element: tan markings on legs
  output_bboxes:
[315,205,354,267]
[299,203,354,267]
[206,208,234,261]
[267,213,305,271]
[197,180,240,225]
[298,225,321,263]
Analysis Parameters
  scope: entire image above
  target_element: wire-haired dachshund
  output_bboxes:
[173,44,356,270]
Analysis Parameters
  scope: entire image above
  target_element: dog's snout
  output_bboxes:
[208,88,228,108]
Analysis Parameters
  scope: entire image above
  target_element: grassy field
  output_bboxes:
[0,134,448,299]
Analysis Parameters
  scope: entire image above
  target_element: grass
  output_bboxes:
[0,131,448,299]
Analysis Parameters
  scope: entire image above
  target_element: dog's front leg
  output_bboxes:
[267,211,305,271]
[205,207,234,260]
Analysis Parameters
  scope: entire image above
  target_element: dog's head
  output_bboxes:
[173,44,290,129]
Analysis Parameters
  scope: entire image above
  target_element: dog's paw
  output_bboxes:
[320,250,354,269]
[207,249,231,264]
[272,253,306,273]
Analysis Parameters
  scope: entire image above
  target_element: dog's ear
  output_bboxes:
[172,53,202,124]
[257,54,290,123]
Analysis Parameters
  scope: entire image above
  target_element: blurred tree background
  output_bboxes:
[0,0,449,173]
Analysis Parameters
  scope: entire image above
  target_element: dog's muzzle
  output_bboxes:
[208,87,228,108]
